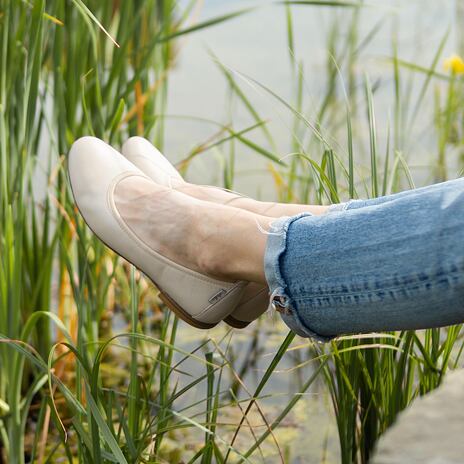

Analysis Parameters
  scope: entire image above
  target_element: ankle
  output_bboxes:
[195,206,268,283]
[194,221,233,281]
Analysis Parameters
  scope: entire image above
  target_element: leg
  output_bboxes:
[122,136,461,219]
[173,177,464,218]
[172,180,329,217]
[265,177,464,340]
[116,175,464,339]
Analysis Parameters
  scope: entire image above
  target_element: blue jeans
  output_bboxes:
[264,178,464,341]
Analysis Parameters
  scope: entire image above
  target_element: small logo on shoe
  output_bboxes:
[208,289,227,304]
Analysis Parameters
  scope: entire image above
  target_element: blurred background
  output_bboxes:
[1,1,463,462]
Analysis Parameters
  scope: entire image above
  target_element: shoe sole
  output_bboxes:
[223,315,250,329]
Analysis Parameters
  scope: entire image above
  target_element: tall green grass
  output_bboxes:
[0,1,463,463]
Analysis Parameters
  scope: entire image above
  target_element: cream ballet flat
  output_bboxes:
[121,136,270,328]
[68,136,247,329]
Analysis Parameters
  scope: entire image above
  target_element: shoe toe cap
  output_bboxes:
[68,136,142,211]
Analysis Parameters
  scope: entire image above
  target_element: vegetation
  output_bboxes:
[0,0,463,462]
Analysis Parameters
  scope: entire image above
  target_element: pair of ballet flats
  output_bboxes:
[68,136,269,329]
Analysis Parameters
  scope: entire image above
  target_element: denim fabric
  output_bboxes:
[264,178,464,341]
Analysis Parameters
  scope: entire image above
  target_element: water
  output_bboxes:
[165,0,461,198]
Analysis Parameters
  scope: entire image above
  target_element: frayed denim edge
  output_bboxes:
[264,213,334,343]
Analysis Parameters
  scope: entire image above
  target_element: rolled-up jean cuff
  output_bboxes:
[264,213,334,343]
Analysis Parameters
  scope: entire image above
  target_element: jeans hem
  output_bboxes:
[264,213,335,343]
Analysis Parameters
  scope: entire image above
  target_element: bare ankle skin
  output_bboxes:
[196,204,269,284]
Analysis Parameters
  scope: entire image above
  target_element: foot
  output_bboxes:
[114,176,269,284]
